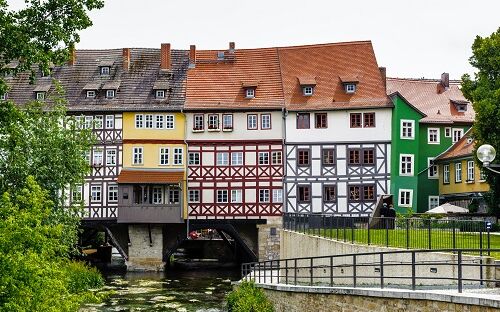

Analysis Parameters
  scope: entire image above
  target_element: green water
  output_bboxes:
[80,269,241,312]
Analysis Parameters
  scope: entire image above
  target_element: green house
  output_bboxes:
[387,74,473,213]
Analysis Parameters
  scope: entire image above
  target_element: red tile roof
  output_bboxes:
[278,41,391,111]
[387,78,475,124]
[435,129,474,161]
[117,170,184,184]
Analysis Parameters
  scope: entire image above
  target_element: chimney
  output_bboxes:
[229,42,235,53]
[441,72,449,89]
[68,43,76,66]
[122,48,130,71]
[379,67,387,92]
[161,43,171,70]
[189,45,196,68]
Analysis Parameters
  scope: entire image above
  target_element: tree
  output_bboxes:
[0,0,104,94]
[461,27,500,216]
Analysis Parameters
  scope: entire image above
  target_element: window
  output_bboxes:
[94,115,103,129]
[168,189,180,204]
[349,149,361,165]
[188,190,200,203]
[401,120,415,139]
[155,115,165,129]
[108,185,118,202]
[222,114,233,130]
[322,149,335,165]
[349,185,361,201]
[297,149,310,166]
[480,169,487,182]
[105,115,114,129]
[258,152,269,165]
[350,113,362,128]
[36,92,45,101]
[173,148,183,165]
[272,189,283,203]
[400,154,414,176]
[315,113,327,128]
[247,114,258,130]
[363,185,375,201]
[452,128,464,143]
[259,189,270,203]
[91,185,101,202]
[145,114,153,128]
[165,115,174,129]
[188,152,200,165]
[231,189,242,203]
[298,185,311,202]
[261,114,271,129]
[445,127,451,138]
[84,150,91,164]
[455,162,462,183]
[444,165,450,183]
[231,152,243,166]
[345,83,356,93]
[363,113,375,127]
[86,90,96,98]
[156,90,165,99]
[348,185,375,202]
[133,147,143,165]
[271,151,282,165]
[159,147,169,165]
[106,90,115,99]
[467,160,475,182]
[303,86,314,96]
[323,185,336,202]
[296,113,310,129]
[428,128,440,144]
[0,93,6,100]
[93,150,103,166]
[72,185,82,202]
[100,66,110,75]
[193,114,204,131]
[428,158,438,179]
[245,88,255,98]
[363,149,375,165]
[152,186,163,204]
[106,149,116,166]
[208,114,219,130]
[217,190,228,203]
[216,152,229,165]
[135,114,143,128]
[398,189,413,207]
[429,196,440,210]
[84,116,93,129]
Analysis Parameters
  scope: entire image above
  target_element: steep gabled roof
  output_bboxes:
[386,77,474,124]
[185,48,284,110]
[277,41,391,111]
[435,129,474,162]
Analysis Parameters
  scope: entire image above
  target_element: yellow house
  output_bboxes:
[435,131,490,212]
[117,111,188,223]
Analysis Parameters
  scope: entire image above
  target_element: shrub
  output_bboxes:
[64,261,104,294]
[226,281,274,312]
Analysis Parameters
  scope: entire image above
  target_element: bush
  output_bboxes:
[226,281,274,312]
[64,261,104,294]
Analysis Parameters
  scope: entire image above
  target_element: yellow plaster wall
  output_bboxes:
[439,159,490,195]
[123,144,186,169]
[122,112,185,140]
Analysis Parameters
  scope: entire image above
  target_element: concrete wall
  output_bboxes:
[280,230,494,287]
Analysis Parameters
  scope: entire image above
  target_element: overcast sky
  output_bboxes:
[10,0,500,80]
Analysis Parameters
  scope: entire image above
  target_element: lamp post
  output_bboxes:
[477,144,500,174]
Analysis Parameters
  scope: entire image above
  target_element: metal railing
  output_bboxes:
[283,213,493,256]
[241,249,500,293]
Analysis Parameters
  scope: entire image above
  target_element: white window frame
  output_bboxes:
[100,66,110,75]
[84,116,93,129]
[452,128,464,143]
[165,115,174,129]
[427,128,440,144]
[159,147,170,165]
[86,90,96,99]
[188,152,200,165]
[400,119,415,140]
[135,114,143,128]
[443,164,450,183]
[155,115,165,129]
[428,196,440,210]
[106,149,116,166]
[188,190,200,203]
[467,160,475,182]
[90,185,102,202]
[399,154,414,176]
[398,189,413,207]
[303,86,313,96]
[455,162,462,183]
[208,114,219,130]
[152,186,163,204]
[0,93,6,100]
[173,148,183,165]
[231,152,243,166]
[261,114,271,130]
[168,189,180,204]
[72,185,83,202]
[245,88,255,98]
[247,114,258,130]
[216,152,229,166]
[145,114,154,129]
[155,90,165,99]
[272,189,283,203]
[93,150,103,166]
[193,114,204,131]
[445,127,451,138]
[133,147,143,165]
[108,185,118,202]
[222,114,233,131]
[427,157,438,179]
[36,92,45,101]
[105,115,114,129]
[259,189,270,203]
[231,189,242,203]
[217,190,228,203]
[105,89,115,99]
[345,84,356,93]
[258,152,269,165]
[94,115,103,129]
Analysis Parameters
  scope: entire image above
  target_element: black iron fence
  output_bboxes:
[241,249,499,293]
[283,213,493,256]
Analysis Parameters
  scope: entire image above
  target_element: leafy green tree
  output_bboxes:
[462,27,500,216]
[0,0,104,94]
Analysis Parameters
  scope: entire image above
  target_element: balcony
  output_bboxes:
[118,203,182,223]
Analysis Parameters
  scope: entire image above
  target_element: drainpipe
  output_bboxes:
[282,107,288,213]
[182,108,189,239]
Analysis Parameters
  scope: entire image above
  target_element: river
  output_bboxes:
[80,269,241,312]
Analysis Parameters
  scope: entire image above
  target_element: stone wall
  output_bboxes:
[257,216,282,261]
[127,224,165,271]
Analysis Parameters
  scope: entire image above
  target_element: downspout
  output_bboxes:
[182,108,189,239]
[282,107,288,212]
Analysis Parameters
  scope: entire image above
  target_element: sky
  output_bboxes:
[9,0,500,80]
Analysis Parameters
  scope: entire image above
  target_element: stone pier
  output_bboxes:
[127,224,165,271]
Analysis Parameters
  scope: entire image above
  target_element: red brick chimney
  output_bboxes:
[379,67,386,93]
[189,45,196,68]
[161,43,171,70]
[68,43,76,66]
[123,48,130,71]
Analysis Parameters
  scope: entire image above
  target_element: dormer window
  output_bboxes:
[100,66,110,75]
[245,88,255,99]
[86,90,96,99]
[450,99,469,113]
[0,93,6,101]
[457,105,467,112]
[156,90,165,99]
[36,92,45,101]
[242,81,258,99]
[345,83,356,93]
[298,76,317,97]
[303,86,314,96]
[339,76,359,94]
[106,90,115,99]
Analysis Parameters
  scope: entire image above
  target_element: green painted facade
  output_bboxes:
[390,93,471,213]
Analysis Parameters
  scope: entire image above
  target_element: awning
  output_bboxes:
[117,169,184,184]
